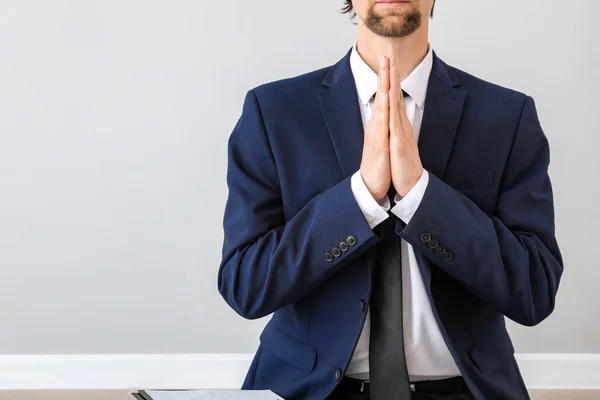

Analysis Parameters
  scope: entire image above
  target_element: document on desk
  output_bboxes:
[134,390,284,400]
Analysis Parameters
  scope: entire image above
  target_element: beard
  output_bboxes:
[364,2,422,38]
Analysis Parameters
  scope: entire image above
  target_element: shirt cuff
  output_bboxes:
[350,170,390,229]
[390,169,429,224]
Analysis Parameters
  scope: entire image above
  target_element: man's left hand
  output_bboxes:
[389,55,424,198]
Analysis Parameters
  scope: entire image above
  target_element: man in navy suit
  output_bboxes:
[218,0,563,399]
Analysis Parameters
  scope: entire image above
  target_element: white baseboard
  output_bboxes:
[0,354,252,390]
[0,354,598,390]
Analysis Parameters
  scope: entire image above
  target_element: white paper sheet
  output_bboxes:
[141,390,284,400]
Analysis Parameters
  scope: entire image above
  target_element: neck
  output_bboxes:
[355,21,430,82]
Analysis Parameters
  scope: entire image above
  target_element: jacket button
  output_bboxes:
[420,232,431,243]
[339,241,349,252]
[435,245,446,255]
[332,246,341,257]
[346,235,357,246]
[335,368,342,381]
[324,252,334,262]
[443,250,454,261]
[360,299,366,312]
[428,239,439,249]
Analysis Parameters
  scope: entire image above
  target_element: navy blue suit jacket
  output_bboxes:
[218,47,563,400]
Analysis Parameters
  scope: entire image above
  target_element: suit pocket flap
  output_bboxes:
[259,322,317,373]
[469,329,515,374]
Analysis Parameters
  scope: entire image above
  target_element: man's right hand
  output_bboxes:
[359,56,391,203]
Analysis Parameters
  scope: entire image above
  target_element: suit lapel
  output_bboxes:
[417,51,466,180]
[317,48,365,179]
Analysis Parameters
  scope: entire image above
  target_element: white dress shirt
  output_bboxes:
[347,39,461,381]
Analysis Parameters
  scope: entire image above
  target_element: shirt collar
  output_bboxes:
[349,38,433,108]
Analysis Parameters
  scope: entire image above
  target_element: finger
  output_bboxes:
[379,56,390,94]
[372,56,388,114]
[373,56,385,108]
[377,91,389,133]
[374,56,390,135]
[389,55,398,100]
[366,99,378,133]
[393,56,406,108]
[389,56,401,133]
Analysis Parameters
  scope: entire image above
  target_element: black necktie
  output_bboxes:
[368,89,412,399]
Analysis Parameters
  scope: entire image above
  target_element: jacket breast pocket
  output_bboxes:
[468,329,515,374]
[259,321,317,373]
[448,170,497,190]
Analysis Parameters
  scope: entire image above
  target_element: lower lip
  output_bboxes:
[377,1,409,6]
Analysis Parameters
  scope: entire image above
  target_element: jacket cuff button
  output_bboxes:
[346,235,357,246]
[332,247,341,257]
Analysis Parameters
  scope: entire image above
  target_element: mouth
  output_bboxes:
[376,0,410,6]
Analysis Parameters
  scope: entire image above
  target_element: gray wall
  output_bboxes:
[0,0,597,355]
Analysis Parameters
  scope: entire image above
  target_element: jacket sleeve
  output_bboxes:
[398,96,564,326]
[218,90,384,320]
